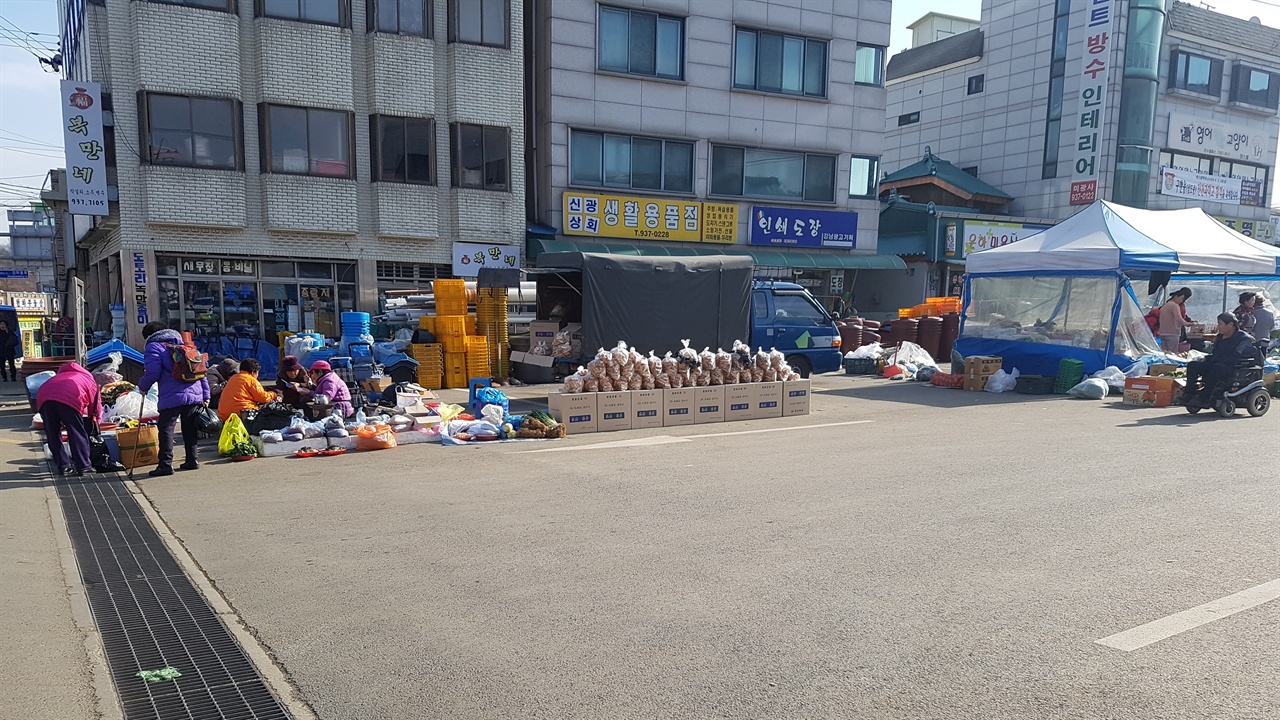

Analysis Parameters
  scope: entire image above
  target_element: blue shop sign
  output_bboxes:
[749,206,858,248]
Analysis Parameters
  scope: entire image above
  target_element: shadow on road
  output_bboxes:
[817,379,1066,409]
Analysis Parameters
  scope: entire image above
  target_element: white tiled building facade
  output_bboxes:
[59,0,525,344]
[528,0,893,304]
[884,0,1280,243]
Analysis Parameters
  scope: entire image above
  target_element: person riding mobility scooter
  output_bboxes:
[1183,313,1270,418]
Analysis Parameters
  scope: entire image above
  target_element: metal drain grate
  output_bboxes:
[56,472,292,720]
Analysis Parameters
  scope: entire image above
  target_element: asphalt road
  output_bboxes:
[137,376,1280,719]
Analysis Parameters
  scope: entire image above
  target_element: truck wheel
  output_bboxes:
[787,355,812,378]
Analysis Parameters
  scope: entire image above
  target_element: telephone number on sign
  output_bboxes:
[635,230,672,238]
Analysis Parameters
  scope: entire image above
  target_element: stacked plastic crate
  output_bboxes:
[419,279,472,388]
[410,344,444,389]
[476,287,509,379]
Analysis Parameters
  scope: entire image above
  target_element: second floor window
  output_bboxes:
[569,129,693,193]
[451,123,509,191]
[848,156,879,198]
[1231,64,1280,109]
[142,93,242,170]
[372,116,435,184]
[597,5,683,80]
[258,0,351,27]
[734,28,826,98]
[854,43,885,86]
[449,0,506,47]
[369,0,429,36]
[1169,50,1222,96]
[261,104,354,178]
[710,145,836,202]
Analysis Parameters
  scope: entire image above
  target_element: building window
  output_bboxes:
[569,130,693,193]
[967,74,984,95]
[1158,150,1212,173]
[1230,64,1280,109]
[450,123,509,191]
[1041,0,1070,179]
[733,28,827,98]
[371,116,435,184]
[141,93,242,170]
[710,145,836,202]
[897,112,919,126]
[151,0,237,12]
[260,104,354,178]
[256,0,351,27]
[449,0,507,47]
[368,0,429,36]
[597,5,683,80]
[854,43,885,86]
[848,155,879,198]
[1169,50,1222,96]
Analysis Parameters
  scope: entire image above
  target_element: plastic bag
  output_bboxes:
[1124,360,1149,378]
[1092,366,1128,389]
[552,329,574,358]
[530,341,552,356]
[477,386,509,413]
[563,367,587,394]
[93,352,122,375]
[260,431,283,443]
[25,371,56,399]
[984,368,1020,393]
[481,404,505,426]
[1068,378,1110,399]
[107,390,157,421]
[463,420,501,439]
[850,343,883,360]
[355,423,397,451]
[888,341,939,370]
[218,414,251,456]
[326,427,349,438]
[192,405,222,433]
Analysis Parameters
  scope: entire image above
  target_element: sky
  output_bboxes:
[5,0,1280,208]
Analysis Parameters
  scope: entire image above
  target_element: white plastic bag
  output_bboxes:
[93,351,123,375]
[889,341,939,370]
[481,404,504,426]
[1092,365,1127,390]
[850,342,883,360]
[107,390,158,421]
[1068,378,1110,399]
[1124,360,1149,378]
[984,368,1020,393]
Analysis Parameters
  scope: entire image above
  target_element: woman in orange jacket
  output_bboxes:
[217,358,277,422]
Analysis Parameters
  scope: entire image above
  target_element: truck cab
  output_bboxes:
[750,281,842,376]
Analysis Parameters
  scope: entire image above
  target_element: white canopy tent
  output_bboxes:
[966,200,1280,275]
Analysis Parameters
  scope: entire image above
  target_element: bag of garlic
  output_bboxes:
[562,367,587,394]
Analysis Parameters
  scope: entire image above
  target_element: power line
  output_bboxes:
[0,146,64,159]
[0,132,63,150]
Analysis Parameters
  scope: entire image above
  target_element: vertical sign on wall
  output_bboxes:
[60,80,110,216]
[133,252,149,326]
[1066,0,1115,205]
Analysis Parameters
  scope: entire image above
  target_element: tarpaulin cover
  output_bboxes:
[966,200,1280,275]
[545,253,752,358]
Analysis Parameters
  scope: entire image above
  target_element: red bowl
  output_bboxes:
[231,455,255,462]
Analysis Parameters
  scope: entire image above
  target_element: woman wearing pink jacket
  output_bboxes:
[36,362,102,476]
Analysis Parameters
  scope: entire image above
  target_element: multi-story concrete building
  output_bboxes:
[526,0,900,311]
[55,0,525,345]
[883,1,1280,247]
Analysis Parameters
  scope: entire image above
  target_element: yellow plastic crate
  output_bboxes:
[417,316,436,333]
[442,335,467,353]
[445,368,468,388]
[435,315,470,337]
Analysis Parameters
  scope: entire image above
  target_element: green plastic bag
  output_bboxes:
[218,413,251,456]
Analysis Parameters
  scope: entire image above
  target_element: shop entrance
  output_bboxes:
[156,256,356,347]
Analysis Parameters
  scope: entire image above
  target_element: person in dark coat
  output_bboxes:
[0,320,19,382]
[36,362,101,476]
[275,355,312,408]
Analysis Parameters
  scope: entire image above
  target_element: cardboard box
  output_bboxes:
[597,391,633,432]
[694,386,725,424]
[662,387,696,426]
[1147,363,1178,377]
[530,321,561,343]
[547,392,598,434]
[782,379,811,416]
[725,385,754,422]
[363,376,393,393]
[631,389,664,429]
[963,375,991,392]
[753,381,783,419]
[1123,376,1177,407]
[508,350,527,364]
[964,356,1003,377]
[521,352,555,368]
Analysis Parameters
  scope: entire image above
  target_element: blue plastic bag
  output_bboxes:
[476,386,509,413]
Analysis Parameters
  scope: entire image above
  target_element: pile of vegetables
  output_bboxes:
[516,410,565,439]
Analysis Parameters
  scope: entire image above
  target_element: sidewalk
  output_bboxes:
[0,405,106,720]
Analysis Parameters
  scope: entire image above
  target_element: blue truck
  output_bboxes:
[530,253,841,377]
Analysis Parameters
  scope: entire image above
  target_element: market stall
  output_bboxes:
[957,201,1280,376]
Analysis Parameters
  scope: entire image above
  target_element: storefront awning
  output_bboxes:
[527,238,906,270]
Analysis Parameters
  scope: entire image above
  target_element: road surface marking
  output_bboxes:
[525,420,873,452]
[1096,578,1280,651]
[526,436,692,453]
[685,420,872,438]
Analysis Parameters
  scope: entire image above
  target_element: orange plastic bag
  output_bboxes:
[355,423,397,451]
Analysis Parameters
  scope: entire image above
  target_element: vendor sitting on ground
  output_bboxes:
[298,360,353,418]
[1182,313,1257,405]
[217,358,277,421]
[275,355,313,408]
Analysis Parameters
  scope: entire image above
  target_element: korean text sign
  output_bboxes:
[748,206,858,248]
[1167,113,1267,164]
[61,80,109,216]
[452,242,521,277]
[1159,166,1242,205]
[1066,0,1116,205]
[962,221,1051,257]
[563,192,738,244]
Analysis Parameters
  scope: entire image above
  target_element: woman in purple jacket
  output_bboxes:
[137,321,210,477]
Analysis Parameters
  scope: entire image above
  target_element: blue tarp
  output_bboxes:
[952,337,1137,377]
[86,338,144,366]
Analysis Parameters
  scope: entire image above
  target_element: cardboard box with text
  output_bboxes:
[694,386,725,424]
[782,379,811,416]
[631,389,663,429]
[725,385,754,422]
[547,392,597,434]
[753,382,783,419]
[663,387,696,427]
[597,391,633,432]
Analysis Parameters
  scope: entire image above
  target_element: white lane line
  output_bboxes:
[684,420,872,438]
[1096,578,1280,652]
[525,436,692,453]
